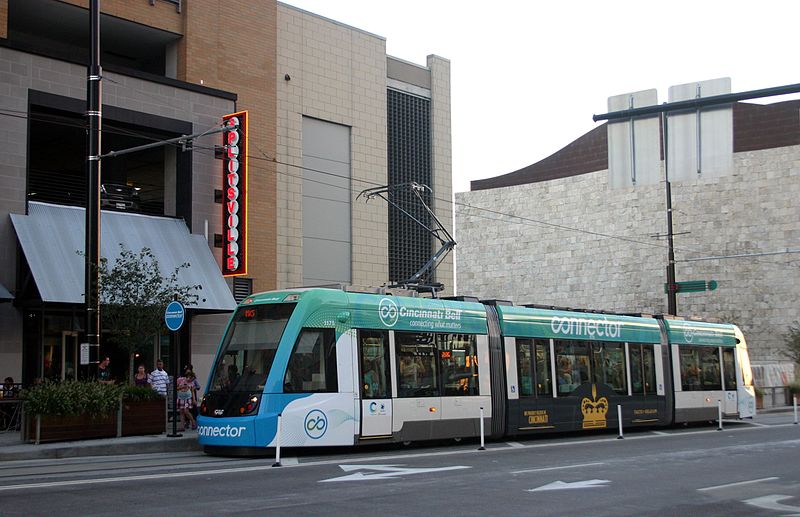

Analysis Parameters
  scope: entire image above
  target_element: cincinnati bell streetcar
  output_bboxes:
[197,287,755,453]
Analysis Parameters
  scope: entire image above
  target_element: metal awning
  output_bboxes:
[0,282,12,302]
[10,202,236,311]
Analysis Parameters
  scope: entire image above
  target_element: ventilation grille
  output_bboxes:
[387,89,432,284]
[232,277,253,303]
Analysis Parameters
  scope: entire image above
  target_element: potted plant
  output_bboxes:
[120,385,165,436]
[754,386,765,410]
[788,383,800,406]
[23,381,121,443]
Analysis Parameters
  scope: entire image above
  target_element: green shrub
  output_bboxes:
[753,386,765,397]
[121,385,164,402]
[23,381,122,418]
[788,383,800,395]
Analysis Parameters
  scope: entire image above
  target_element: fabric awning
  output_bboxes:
[10,202,236,311]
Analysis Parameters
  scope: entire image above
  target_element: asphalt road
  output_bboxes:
[1,418,799,516]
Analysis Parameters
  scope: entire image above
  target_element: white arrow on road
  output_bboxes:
[528,479,611,492]
[744,495,800,516]
[320,464,470,483]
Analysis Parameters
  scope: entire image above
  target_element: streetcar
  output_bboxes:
[197,287,755,453]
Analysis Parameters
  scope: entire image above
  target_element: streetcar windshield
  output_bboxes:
[209,303,295,392]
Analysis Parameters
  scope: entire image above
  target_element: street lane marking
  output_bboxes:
[320,464,470,482]
[512,462,605,474]
[651,431,669,435]
[698,476,779,492]
[528,479,610,491]
[744,494,800,514]
[506,442,525,448]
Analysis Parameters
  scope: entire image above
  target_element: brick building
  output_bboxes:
[0,0,451,387]
[456,82,798,392]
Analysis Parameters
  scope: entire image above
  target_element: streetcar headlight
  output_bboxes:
[240,395,260,415]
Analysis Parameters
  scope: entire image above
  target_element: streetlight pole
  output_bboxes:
[85,0,102,369]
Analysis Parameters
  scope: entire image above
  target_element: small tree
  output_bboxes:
[782,322,800,366]
[98,244,199,381]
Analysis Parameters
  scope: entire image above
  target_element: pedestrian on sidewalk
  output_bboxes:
[133,364,150,387]
[176,375,196,430]
[97,357,114,385]
[149,360,169,397]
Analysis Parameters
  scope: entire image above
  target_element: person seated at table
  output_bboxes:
[2,377,16,398]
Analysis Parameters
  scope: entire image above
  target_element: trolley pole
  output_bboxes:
[617,405,624,439]
[794,395,798,425]
[273,413,283,467]
[717,400,723,431]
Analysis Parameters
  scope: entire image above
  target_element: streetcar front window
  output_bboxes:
[210,303,295,392]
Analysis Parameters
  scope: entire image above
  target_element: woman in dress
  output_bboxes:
[176,375,196,431]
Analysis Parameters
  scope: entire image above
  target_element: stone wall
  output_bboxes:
[456,144,800,364]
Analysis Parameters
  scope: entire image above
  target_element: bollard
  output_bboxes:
[717,400,723,431]
[272,413,283,467]
[478,407,486,451]
[794,395,798,425]
[617,405,624,439]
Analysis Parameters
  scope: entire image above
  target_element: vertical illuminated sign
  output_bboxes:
[222,111,248,276]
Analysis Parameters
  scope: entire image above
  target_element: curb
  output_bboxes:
[0,434,202,462]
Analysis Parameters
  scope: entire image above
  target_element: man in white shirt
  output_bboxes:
[149,360,169,396]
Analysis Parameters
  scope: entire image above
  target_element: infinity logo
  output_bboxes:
[379,298,399,327]
[304,409,327,439]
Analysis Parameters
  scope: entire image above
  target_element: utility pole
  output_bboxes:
[662,111,677,315]
[85,0,102,369]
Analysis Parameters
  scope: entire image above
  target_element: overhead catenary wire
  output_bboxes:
[9,108,797,271]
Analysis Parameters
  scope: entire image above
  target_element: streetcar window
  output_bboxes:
[591,342,627,395]
[554,340,590,396]
[517,339,534,397]
[359,330,390,399]
[438,334,479,396]
[517,338,550,397]
[211,303,295,392]
[642,345,656,395]
[396,332,438,398]
[535,340,552,397]
[630,344,656,395]
[699,347,722,390]
[680,346,722,391]
[630,346,644,395]
[722,348,736,390]
[283,328,338,393]
[680,348,702,390]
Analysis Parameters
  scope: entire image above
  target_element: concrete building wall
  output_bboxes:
[276,4,388,289]
[428,55,454,294]
[456,144,800,364]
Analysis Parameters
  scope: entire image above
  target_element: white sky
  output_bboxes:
[282,0,800,194]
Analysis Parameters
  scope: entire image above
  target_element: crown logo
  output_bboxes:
[581,384,608,429]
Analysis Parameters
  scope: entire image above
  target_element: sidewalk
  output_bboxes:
[0,427,201,462]
[0,407,795,463]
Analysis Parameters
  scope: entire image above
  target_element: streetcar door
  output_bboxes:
[358,330,393,437]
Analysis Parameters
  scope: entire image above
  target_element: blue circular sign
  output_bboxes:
[165,300,185,332]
